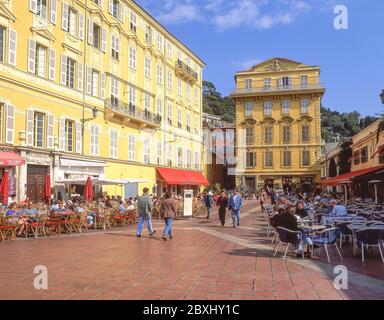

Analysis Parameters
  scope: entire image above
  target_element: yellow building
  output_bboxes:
[0,0,205,201]
[230,58,325,193]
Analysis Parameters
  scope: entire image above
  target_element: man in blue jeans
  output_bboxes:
[229,190,243,228]
[136,188,156,238]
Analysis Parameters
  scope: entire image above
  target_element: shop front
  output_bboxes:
[0,151,25,203]
[156,168,209,196]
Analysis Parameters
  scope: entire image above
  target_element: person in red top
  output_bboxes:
[213,193,219,205]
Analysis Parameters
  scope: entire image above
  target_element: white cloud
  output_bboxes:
[232,59,262,70]
[135,0,323,30]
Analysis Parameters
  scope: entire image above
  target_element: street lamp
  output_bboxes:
[380,90,384,104]
[81,106,99,123]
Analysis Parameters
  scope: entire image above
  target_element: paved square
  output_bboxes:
[1,202,383,300]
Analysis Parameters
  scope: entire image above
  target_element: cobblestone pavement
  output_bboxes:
[0,201,383,300]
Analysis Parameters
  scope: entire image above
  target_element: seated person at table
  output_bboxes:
[50,201,59,212]
[75,203,85,214]
[17,203,39,236]
[276,207,312,257]
[118,201,126,214]
[127,198,135,211]
[295,200,308,218]
[6,203,19,217]
[330,199,348,216]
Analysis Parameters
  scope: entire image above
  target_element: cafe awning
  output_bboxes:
[320,165,384,187]
[157,168,209,186]
[0,152,25,166]
[55,178,151,186]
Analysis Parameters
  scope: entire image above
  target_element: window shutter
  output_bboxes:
[59,117,66,151]
[277,78,282,87]
[95,126,99,155]
[79,13,84,40]
[76,121,82,153]
[88,20,94,45]
[119,3,125,22]
[47,114,54,149]
[29,0,37,13]
[108,0,113,14]
[101,73,106,98]
[77,62,83,91]
[5,104,15,145]
[26,109,34,146]
[51,0,57,24]
[8,29,17,66]
[62,2,69,31]
[87,66,93,95]
[289,76,293,87]
[49,48,56,81]
[101,28,107,52]
[60,55,67,85]
[28,39,36,73]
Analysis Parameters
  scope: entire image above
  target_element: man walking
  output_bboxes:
[229,190,243,228]
[217,190,228,227]
[161,193,177,241]
[204,192,214,219]
[136,188,156,238]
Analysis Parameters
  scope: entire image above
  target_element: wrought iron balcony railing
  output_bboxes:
[105,99,162,127]
[175,59,198,82]
[230,83,326,96]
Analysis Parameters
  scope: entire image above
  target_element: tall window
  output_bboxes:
[35,44,47,77]
[157,142,162,165]
[360,146,368,163]
[145,25,152,44]
[264,78,271,89]
[66,58,75,88]
[302,150,310,166]
[91,69,99,97]
[245,79,252,89]
[68,7,77,36]
[33,112,45,148]
[167,144,172,166]
[282,126,291,144]
[177,77,182,96]
[194,151,199,170]
[246,127,254,145]
[157,33,163,52]
[283,151,291,167]
[144,94,151,118]
[144,56,151,78]
[111,35,119,61]
[264,126,273,145]
[65,120,74,152]
[167,41,172,58]
[167,103,172,125]
[156,98,162,118]
[157,64,163,84]
[37,0,48,20]
[110,130,118,159]
[194,115,199,135]
[129,86,136,108]
[110,78,119,106]
[301,75,308,86]
[301,99,309,114]
[264,101,272,116]
[167,69,173,90]
[281,76,291,87]
[245,102,253,117]
[92,23,101,49]
[265,151,273,167]
[111,0,119,19]
[129,46,136,70]
[177,108,182,128]
[143,139,150,164]
[130,11,137,32]
[194,87,199,107]
[128,135,135,161]
[302,125,310,143]
[177,147,183,168]
[186,83,191,101]
[0,26,4,62]
[186,112,191,132]
[281,99,290,115]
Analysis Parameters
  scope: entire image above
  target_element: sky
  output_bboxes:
[136,0,384,116]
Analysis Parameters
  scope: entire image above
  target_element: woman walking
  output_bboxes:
[217,190,228,227]
[161,193,177,241]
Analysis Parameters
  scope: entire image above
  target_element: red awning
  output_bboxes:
[0,152,25,166]
[320,165,384,187]
[157,168,209,186]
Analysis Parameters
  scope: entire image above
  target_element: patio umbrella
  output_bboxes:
[0,171,9,205]
[45,175,51,201]
[84,176,94,201]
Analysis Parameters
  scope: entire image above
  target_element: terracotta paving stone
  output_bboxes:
[0,202,383,300]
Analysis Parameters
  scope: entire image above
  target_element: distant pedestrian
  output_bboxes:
[260,190,267,212]
[136,188,156,238]
[161,193,177,241]
[229,190,243,228]
[217,191,228,227]
[204,192,214,219]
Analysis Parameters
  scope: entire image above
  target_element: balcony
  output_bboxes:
[175,59,198,83]
[230,83,326,97]
[105,99,161,129]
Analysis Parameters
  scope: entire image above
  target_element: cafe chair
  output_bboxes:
[335,221,354,249]
[311,228,343,263]
[274,227,304,260]
[355,228,384,263]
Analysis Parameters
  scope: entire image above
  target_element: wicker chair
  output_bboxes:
[45,214,62,236]
[0,216,17,241]
[25,214,48,239]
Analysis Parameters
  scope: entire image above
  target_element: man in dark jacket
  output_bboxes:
[217,191,228,227]
[136,188,156,238]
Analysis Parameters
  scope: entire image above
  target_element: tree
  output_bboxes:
[203,81,235,123]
